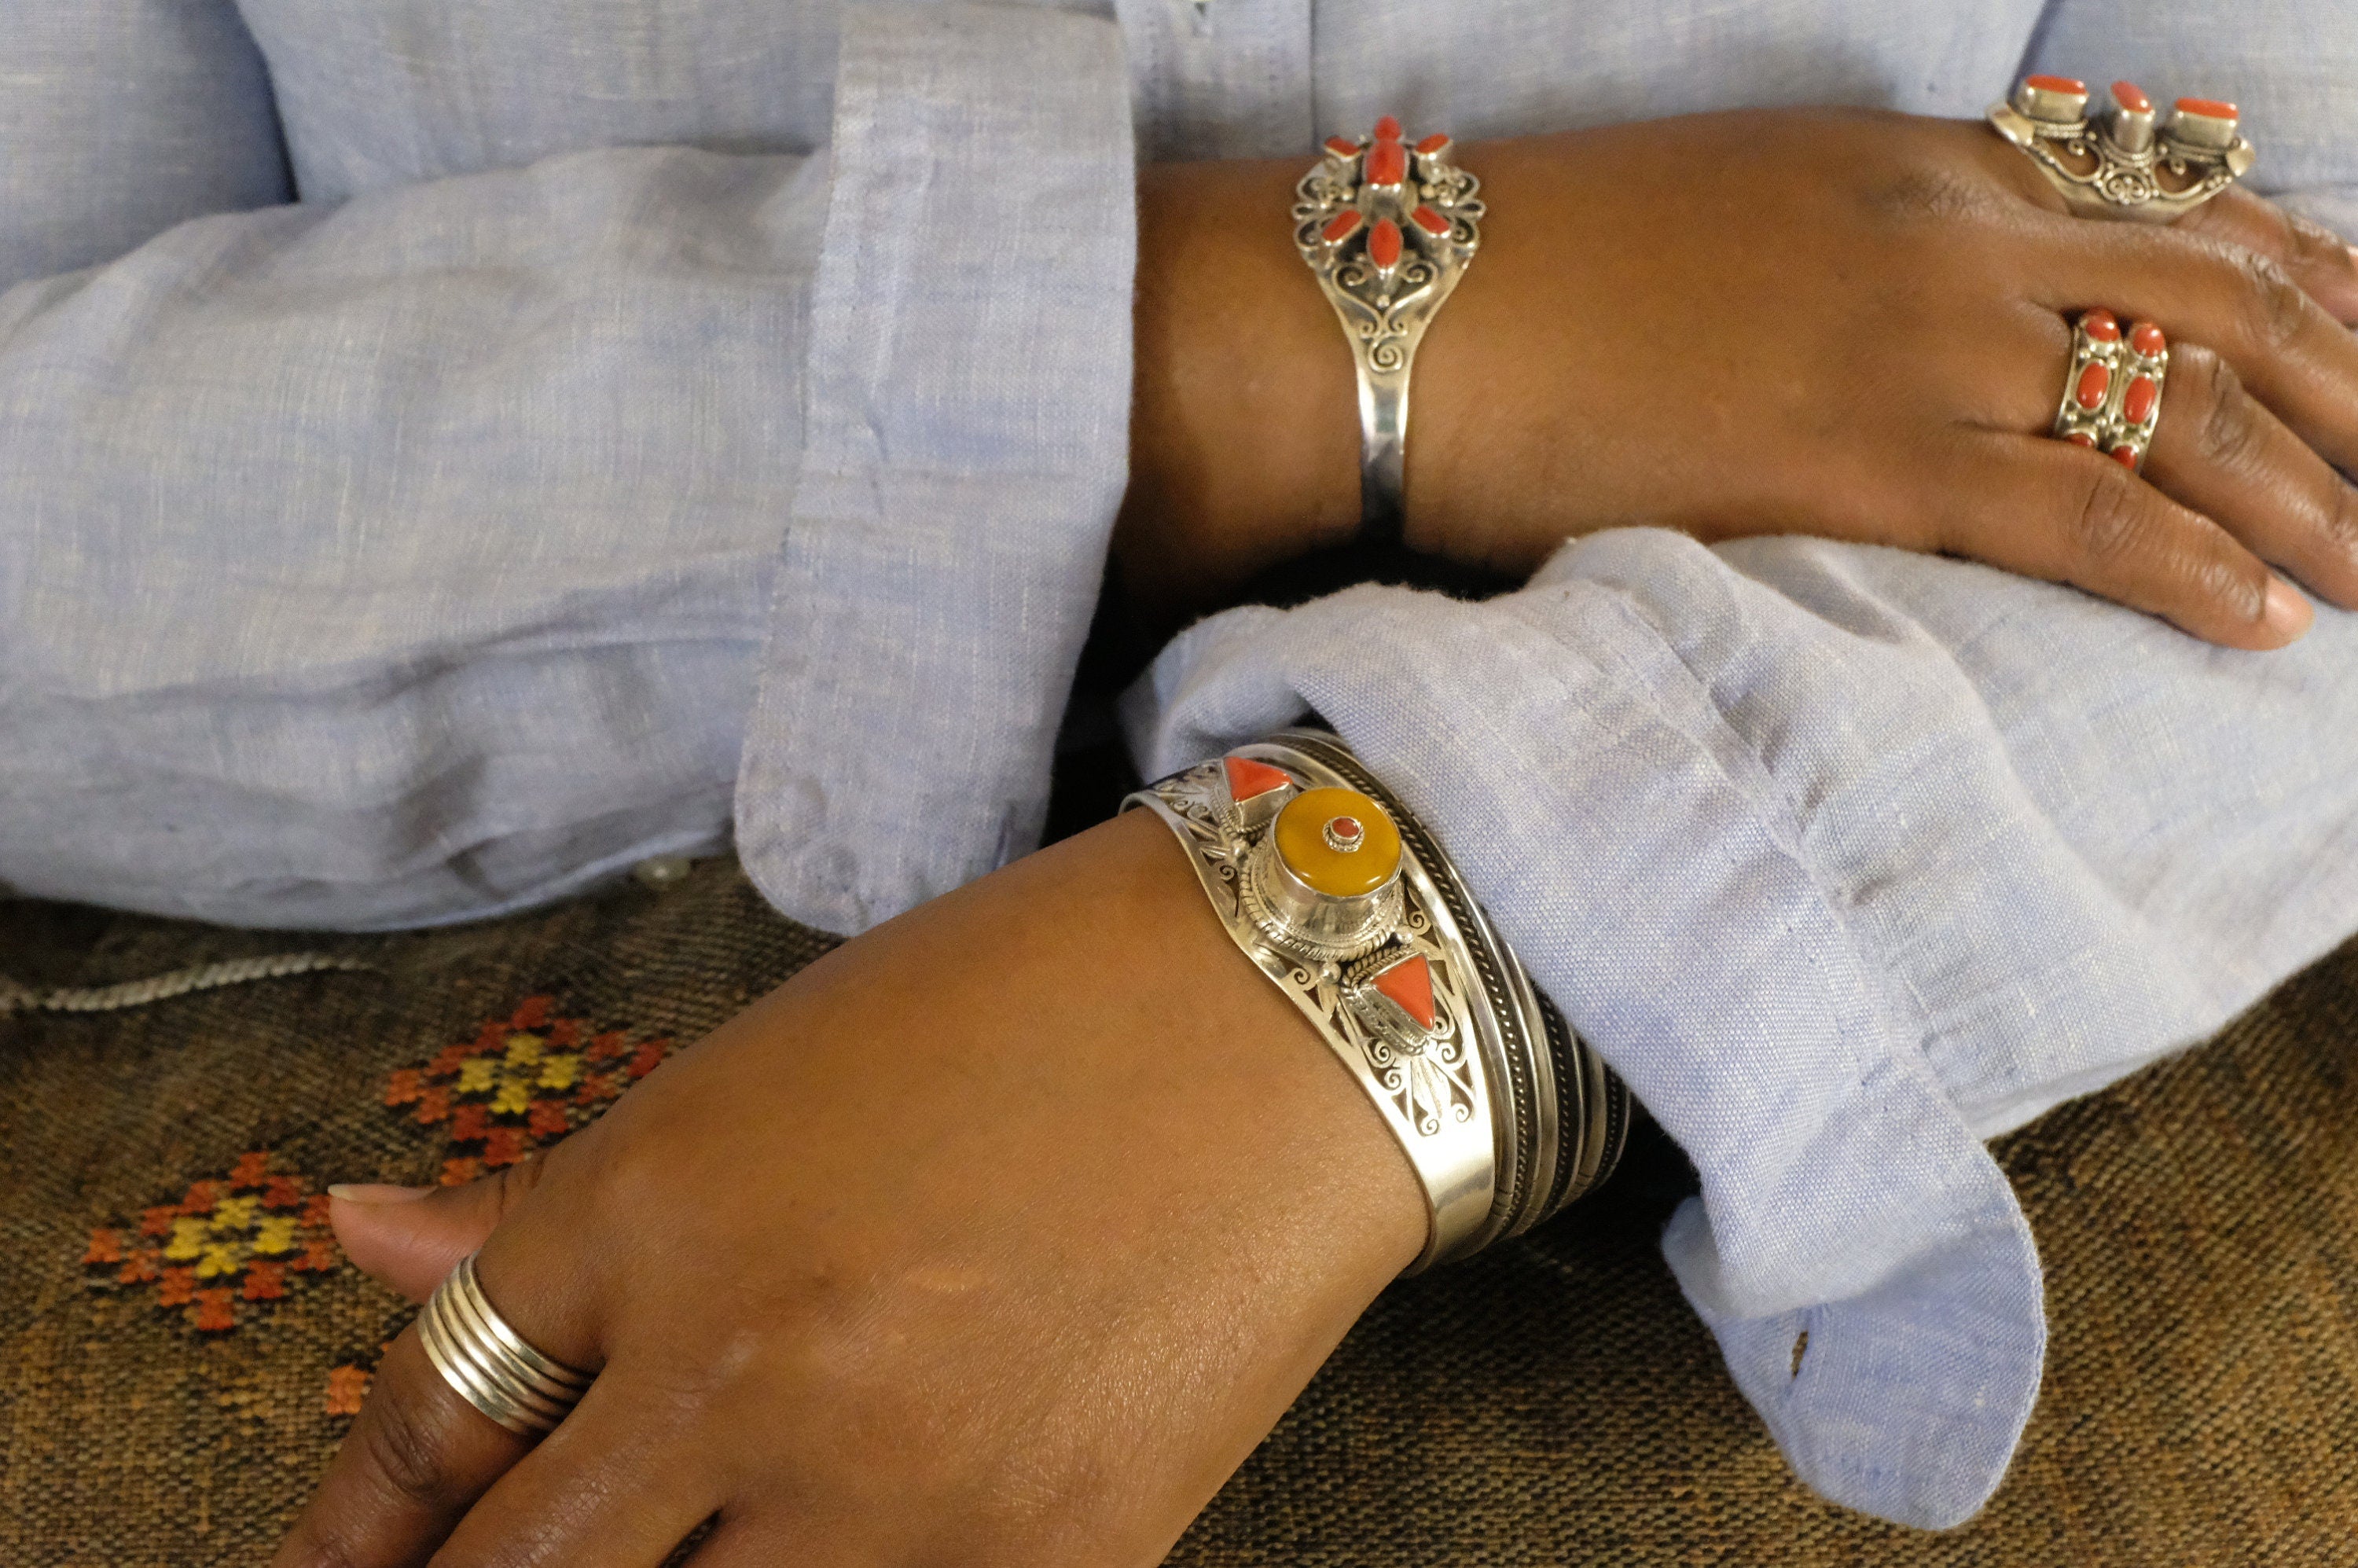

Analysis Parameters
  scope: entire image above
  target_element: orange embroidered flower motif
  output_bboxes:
[84,1151,342,1334]
[325,1363,373,1417]
[383,996,673,1184]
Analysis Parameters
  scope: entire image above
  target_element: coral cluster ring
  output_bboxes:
[2054,309,2169,472]
[1989,75,2255,222]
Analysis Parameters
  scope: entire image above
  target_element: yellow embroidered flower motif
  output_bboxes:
[83,1152,342,1334]
[382,995,677,1188]
[211,1195,260,1232]
[163,1217,208,1262]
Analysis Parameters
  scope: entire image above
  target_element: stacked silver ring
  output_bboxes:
[418,1251,594,1436]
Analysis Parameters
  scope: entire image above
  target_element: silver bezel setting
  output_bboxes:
[1128,732,1627,1269]
[2053,317,2169,470]
[1989,79,2255,223]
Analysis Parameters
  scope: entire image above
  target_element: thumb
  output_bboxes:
[328,1157,546,1302]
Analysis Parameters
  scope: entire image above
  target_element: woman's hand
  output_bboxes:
[1120,108,2358,648]
[273,811,1425,1567]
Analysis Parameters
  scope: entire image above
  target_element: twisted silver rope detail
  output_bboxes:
[0,952,371,1015]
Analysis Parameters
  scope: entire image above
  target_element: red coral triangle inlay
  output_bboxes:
[1223,755,1294,802]
[1372,954,1437,1031]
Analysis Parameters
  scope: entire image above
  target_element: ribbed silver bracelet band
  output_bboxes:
[1126,728,1625,1270]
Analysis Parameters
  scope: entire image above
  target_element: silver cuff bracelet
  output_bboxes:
[1127,728,1625,1271]
[1293,118,1483,545]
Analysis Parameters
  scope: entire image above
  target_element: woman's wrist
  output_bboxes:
[1117,156,1365,620]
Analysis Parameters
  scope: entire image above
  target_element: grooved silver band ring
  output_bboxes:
[418,1251,594,1437]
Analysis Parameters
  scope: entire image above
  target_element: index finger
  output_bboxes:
[274,1241,602,1568]
[271,1323,531,1568]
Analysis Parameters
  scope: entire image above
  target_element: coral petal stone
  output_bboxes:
[2076,362,2111,410]
[2130,321,2167,357]
[1222,755,1294,802]
[1324,135,1361,158]
[1411,204,1450,236]
[2082,308,2121,342]
[2124,375,2158,425]
[1372,954,1438,1031]
[1320,209,1364,245]
[1365,138,1408,187]
[1373,114,1402,141]
[2028,74,2088,95]
[1416,132,1452,154]
[2110,79,2152,114]
[2110,444,2139,468]
[1368,217,1404,270]
[2176,97,2239,120]
[2067,431,2097,447]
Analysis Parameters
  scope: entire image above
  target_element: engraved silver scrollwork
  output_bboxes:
[1125,746,1501,1271]
[1989,79,2255,224]
[1340,946,1478,1138]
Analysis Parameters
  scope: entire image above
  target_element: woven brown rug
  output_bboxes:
[3,859,2352,1565]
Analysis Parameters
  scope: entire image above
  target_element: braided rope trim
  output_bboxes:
[0,953,372,1015]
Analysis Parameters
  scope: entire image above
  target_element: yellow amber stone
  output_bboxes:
[1271,788,1401,898]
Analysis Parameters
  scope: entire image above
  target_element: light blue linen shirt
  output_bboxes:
[3,0,2355,1531]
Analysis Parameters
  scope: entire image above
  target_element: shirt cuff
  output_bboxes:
[735,2,1137,935]
[1121,527,2358,1527]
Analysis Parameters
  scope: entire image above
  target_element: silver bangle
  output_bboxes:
[1126,729,1624,1271]
[1293,118,1483,542]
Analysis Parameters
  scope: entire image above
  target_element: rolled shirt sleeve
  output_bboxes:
[0,145,828,928]
[733,2,1138,935]
[0,0,291,293]
[0,1,1136,935]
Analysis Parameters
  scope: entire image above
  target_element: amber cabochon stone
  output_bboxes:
[1273,788,1401,898]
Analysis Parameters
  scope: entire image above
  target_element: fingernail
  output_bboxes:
[327,1183,433,1205]
[2263,576,2314,641]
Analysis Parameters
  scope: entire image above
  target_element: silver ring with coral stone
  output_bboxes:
[2053,308,2170,472]
[1989,75,2254,223]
